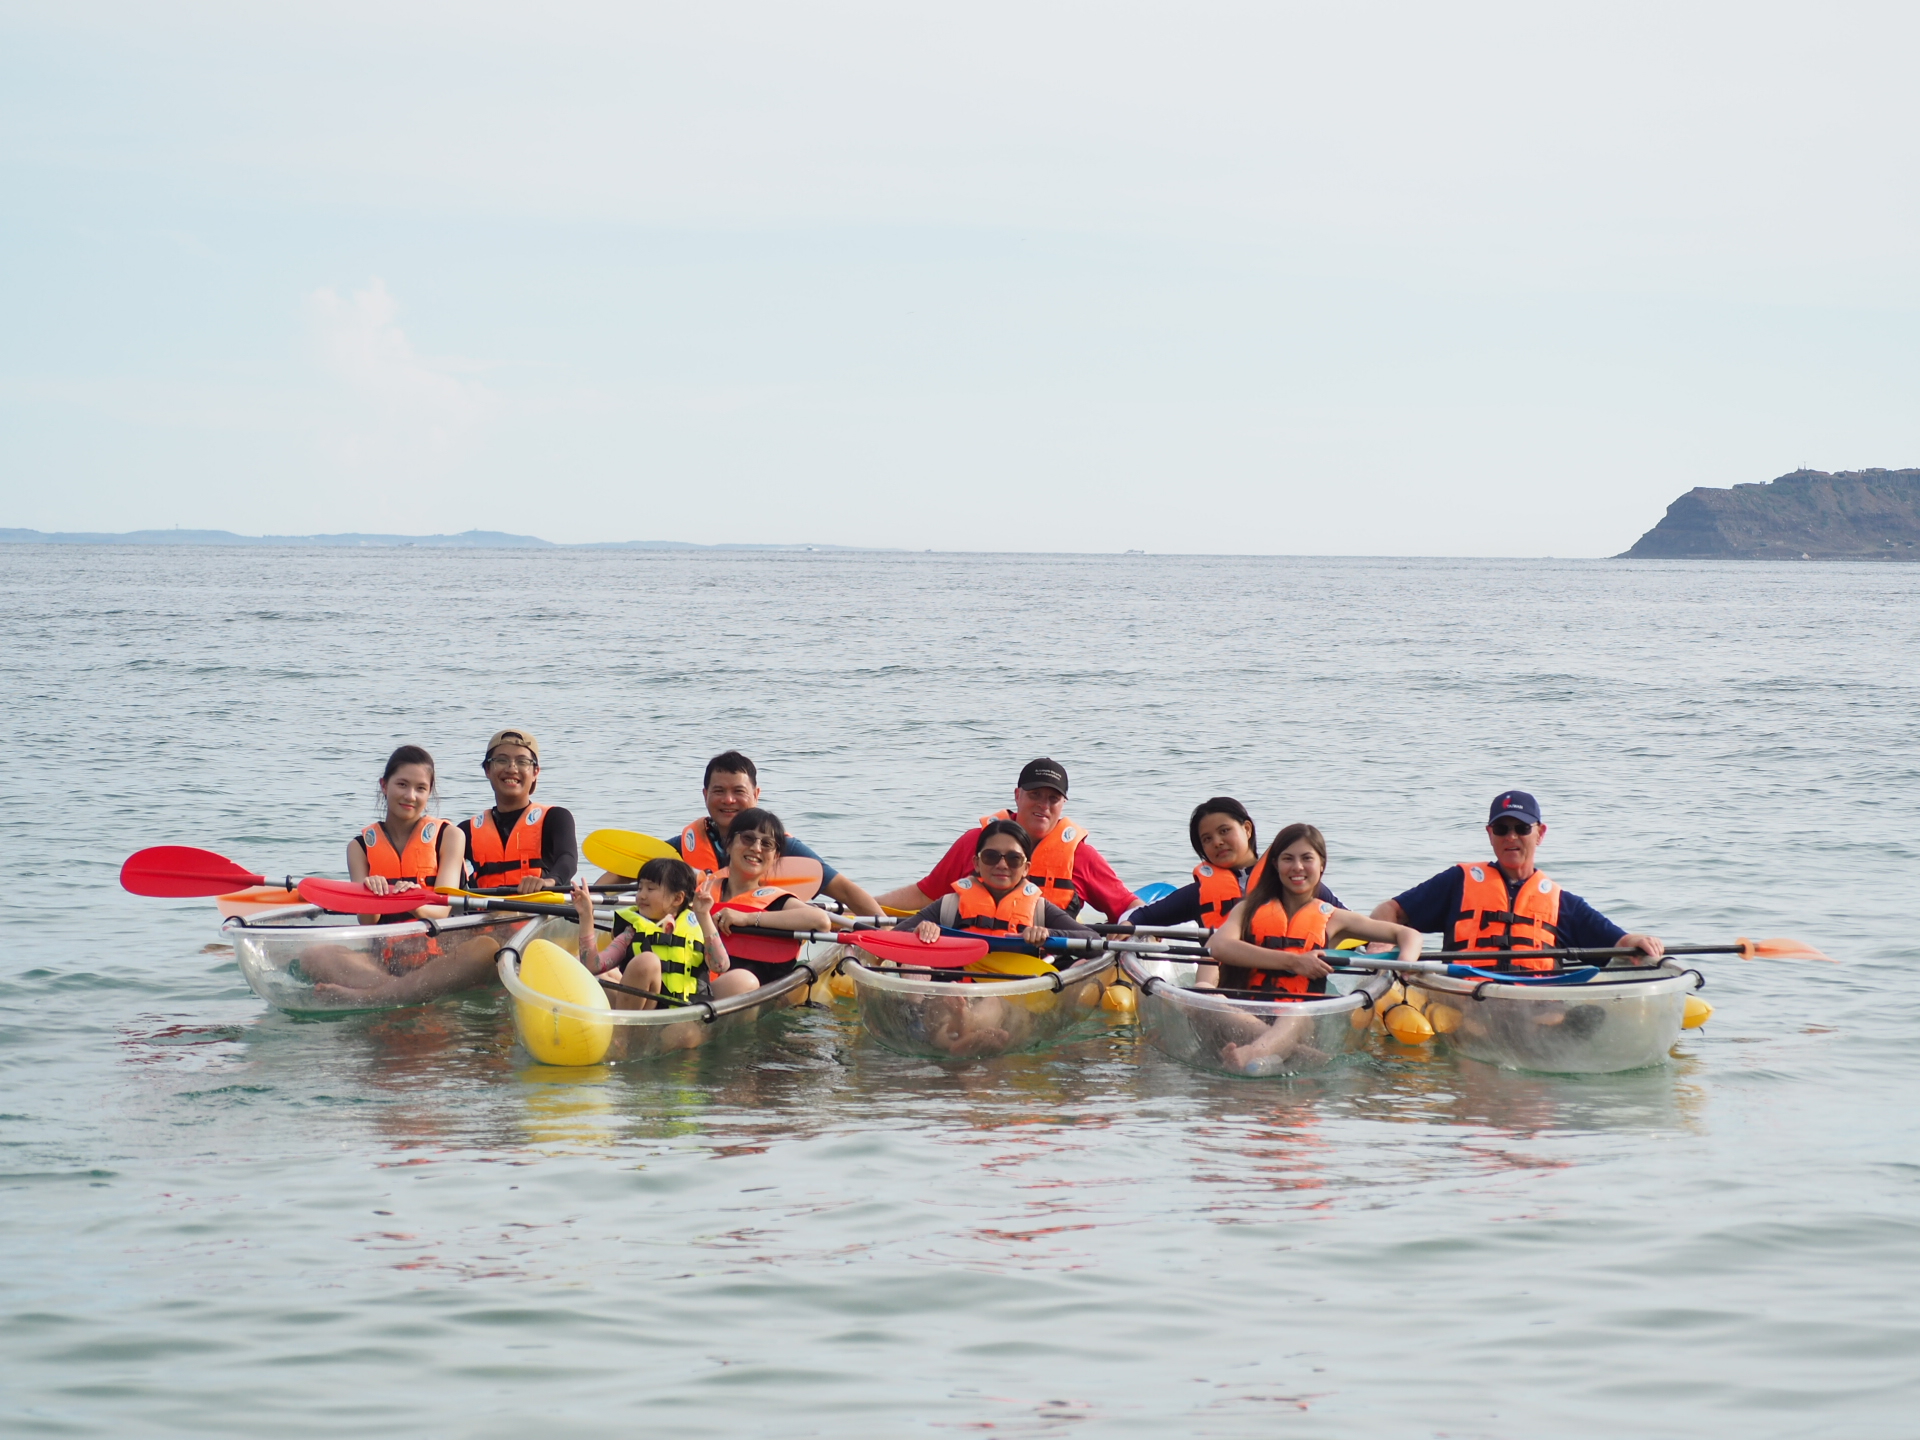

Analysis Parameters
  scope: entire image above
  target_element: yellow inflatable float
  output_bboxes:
[513,937,614,1067]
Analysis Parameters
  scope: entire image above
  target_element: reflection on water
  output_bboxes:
[6,549,1919,1436]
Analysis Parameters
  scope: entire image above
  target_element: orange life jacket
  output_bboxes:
[467,806,546,889]
[1451,863,1562,970]
[680,817,725,874]
[981,811,1086,912]
[1223,897,1333,995]
[359,818,445,888]
[709,884,785,914]
[944,877,1043,936]
[1194,862,1247,930]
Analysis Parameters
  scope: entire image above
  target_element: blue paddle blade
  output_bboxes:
[1447,965,1600,985]
[1133,882,1177,904]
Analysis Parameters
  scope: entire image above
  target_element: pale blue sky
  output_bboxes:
[3,1,1916,553]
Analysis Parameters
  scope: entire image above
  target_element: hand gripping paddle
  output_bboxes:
[298,877,449,916]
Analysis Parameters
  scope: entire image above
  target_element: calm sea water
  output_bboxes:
[2,545,1916,1438]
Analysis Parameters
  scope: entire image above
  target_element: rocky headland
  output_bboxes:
[1620,468,1920,560]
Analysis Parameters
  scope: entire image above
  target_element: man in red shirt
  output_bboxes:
[874,758,1141,922]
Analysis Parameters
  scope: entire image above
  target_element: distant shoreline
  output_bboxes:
[0,527,878,552]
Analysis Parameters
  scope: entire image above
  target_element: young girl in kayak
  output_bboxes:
[571,858,756,1010]
[892,819,1099,1056]
[1204,823,1422,1072]
[705,808,840,985]
[306,746,500,1003]
[1127,798,1343,929]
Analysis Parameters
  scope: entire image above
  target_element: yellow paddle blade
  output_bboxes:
[970,952,1057,978]
[434,887,572,904]
[1740,936,1835,962]
[582,829,680,879]
[882,903,919,917]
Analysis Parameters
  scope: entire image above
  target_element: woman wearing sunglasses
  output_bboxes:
[705,808,840,984]
[1367,790,1664,967]
[890,819,1100,1056]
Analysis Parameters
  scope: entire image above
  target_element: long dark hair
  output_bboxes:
[979,818,1035,860]
[1234,822,1328,937]
[724,807,787,858]
[1188,797,1256,860]
[377,744,437,817]
[636,856,699,911]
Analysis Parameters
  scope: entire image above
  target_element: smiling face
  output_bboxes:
[1196,811,1258,869]
[1012,786,1065,839]
[727,825,780,885]
[381,763,434,824]
[484,743,539,808]
[1273,838,1325,897]
[704,770,761,829]
[1487,819,1546,877]
[633,876,687,922]
[974,837,1031,896]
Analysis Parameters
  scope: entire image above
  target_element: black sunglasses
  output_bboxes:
[1489,821,1535,837]
[978,847,1028,867]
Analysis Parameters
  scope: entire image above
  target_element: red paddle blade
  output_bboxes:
[854,931,989,969]
[298,877,435,916]
[121,846,266,897]
[724,931,802,964]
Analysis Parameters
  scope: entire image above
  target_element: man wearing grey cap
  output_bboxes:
[874,758,1140,922]
[1370,790,1662,965]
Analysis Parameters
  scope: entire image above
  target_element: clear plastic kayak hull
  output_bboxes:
[845,953,1115,1059]
[498,920,842,1064]
[225,904,537,1014]
[1408,962,1702,1074]
[1121,956,1393,1078]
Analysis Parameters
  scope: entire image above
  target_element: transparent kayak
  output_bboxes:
[225,903,539,1014]
[1120,954,1395,1078]
[1407,961,1703,1074]
[499,919,843,1064]
[843,951,1114,1059]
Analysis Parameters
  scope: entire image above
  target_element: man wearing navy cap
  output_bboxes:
[1369,791,1663,969]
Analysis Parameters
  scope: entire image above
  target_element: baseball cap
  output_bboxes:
[1017,758,1069,795]
[485,728,540,763]
[1487,790,1541,827]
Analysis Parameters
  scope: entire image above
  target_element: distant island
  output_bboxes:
[1620,468,1920,560]
[0,527,865,551]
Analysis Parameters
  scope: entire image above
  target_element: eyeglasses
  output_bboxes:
[979,848,1028,868]
[488,755,538,770]
[733,833,780,854]
[1489,821,1534,837]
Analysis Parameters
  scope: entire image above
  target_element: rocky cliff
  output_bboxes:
[1619,469,1920,560]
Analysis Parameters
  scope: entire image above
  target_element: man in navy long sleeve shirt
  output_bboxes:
[1370,790,1663,962]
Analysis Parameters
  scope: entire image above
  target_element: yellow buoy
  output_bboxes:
[1682,995,1713,1030]
[1372,981,1406,1032]
[1101,984,1136,1013]
[1383,1002,1435,1045]
[1402,985,1430,1013]
[514,937,613,1067]
[827,971,856,999]
[1426,1002,1462,1035]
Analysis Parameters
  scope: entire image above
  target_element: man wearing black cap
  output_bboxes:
[874,758,1140,923]
[1369,791,1663,967]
